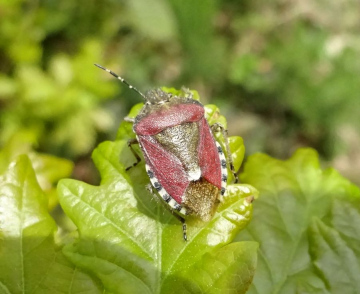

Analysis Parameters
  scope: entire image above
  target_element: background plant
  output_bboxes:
[1,0,360,181]
[0,0,360,293]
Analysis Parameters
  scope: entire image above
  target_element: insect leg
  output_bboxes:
[211,123,239,183]
[174,214,187,242]
[146,183,188,241]
[126,138,141,171]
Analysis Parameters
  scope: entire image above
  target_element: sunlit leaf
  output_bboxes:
[0,132,73,210]
[236,148,360,293]
[0,155,103,293]
[58,139,257,293]
[58,94,257,293]
[308,198,360,294]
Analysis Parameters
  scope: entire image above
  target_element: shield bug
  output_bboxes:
[95,64,238,240]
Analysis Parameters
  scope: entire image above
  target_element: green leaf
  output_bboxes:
[0,155,103,293]
[58,136,257,292]
[164,241,258,293]
[236,148,360,294]
[205,104,227,129]
[330,198,360,255]
[0,131,38,173]
[309,218,360,294]
[116,103,145,141]
[0,131,73,210]
[58,90,257,292]
[161,87,201,101]
[308,198,360,294]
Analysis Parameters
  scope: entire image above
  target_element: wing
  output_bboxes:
[198,117,222,190]
[138,135,190,204]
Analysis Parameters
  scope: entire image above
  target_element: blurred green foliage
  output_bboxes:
[1,0,359,179]
[1,1,360,290]
[228,1,360,159]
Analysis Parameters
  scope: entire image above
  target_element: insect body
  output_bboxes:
[95,64,238,240]
[134,90,228,220]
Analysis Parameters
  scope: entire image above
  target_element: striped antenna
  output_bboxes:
[94,64,146,100]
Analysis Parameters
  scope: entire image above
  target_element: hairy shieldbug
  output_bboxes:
[95,64,238,241]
